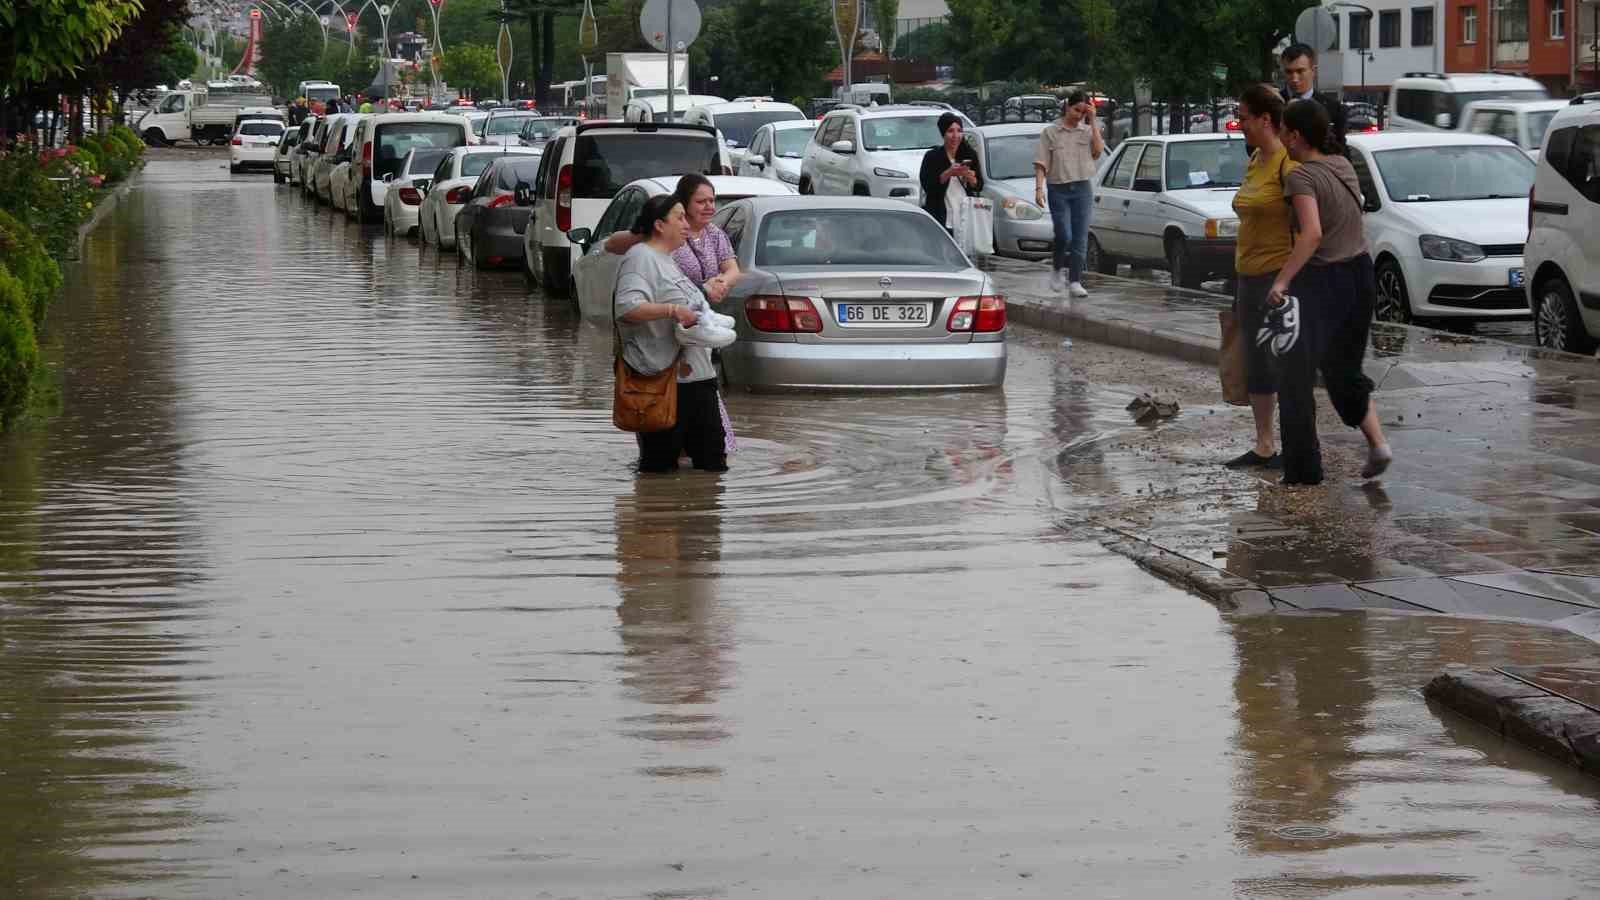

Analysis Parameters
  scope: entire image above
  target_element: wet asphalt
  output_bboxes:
[1,157,1599,898]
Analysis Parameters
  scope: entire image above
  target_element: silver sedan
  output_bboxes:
[973,123,1055,260]
[710,197,1006,390]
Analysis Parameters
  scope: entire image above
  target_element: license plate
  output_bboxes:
[835,302,931,326]
[1509,268,1525,288]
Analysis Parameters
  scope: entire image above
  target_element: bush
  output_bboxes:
[0,209,62,327]
[109,125,146,160]
[0,265,39,429]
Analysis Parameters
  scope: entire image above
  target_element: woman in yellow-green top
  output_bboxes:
[1223,84,1298,470]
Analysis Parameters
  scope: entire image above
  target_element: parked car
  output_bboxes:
[382,147,453,238]
[481,110,539,146]
[342,112,475,222]
[973,123,1052,260]
[735,119,816,187]
[518,115,579,148]
[799,105,976,204]
[682,196,1007,389]
[622,94,729,124]
[417,146,543,249]
[1525,94,1600,353]
[229,118,285,174]
[1387,72,1548,132]
[311,114,360,204]
[525,121,730,297]
[567,175,797,321]
[680,100,806,167]
[454,155,546,269]
[1003,95,1059,122]
[1458,98,1569,159]
[272,127,301,183]
[1341,132,1534,324]
[1085,133,1249,287]
[287,115,320,185]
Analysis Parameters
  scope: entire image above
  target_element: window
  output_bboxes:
[431,156,452,186]
[1350,11,1372,49]
[722,206,750,250]
[1371,145,1533,202]
[570,133,719,199]
[1380,10,1402,47]
[838,117,858,149]
[1133,143,1163,190]
[712,111,806,148]
[1468,109,1503,135]
[1544,125,1576,180]
[1413,7,1435,45]
[1561,125,1600,204]
[753,210,967,269]
[1103,144,1143,189]
[1348,152,1381,210]
[1497,0,1528,42]
[1550,0,1565,37]
[860,115,944,151]
[1462,5,1478,43]
[818,115,845,146]
[406,149,448,176]
[1164,140,1248,189]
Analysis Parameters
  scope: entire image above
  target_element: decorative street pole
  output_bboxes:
[497,1,513,102]
[579,0,598,114]
[833,0,859,98]
[428,0,445,100]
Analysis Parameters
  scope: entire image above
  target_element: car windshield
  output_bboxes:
[861,116,943,151]
[487,115,534,135]
[754,209,968,268]
[407,149,448,175]
[773,128,811,158]
[714,110,805,147]
[1373,144,1534,201]
[471,118,488,137]
[375,123,468,180]
[520,118,568,142]
[493,158,543,190]
[239,121,282,136]
[984,134,1039,180]
[1164,139,1248,189]
[571,133,719,199]
[1526,110,1559,148]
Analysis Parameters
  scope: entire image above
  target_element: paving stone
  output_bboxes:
[1423,670,1544,734]
[1353,577,1592,621]
[1502,695,1585,766]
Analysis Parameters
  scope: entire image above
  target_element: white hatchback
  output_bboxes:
[382,147,455,238]
[417,145,542,249]
[1526,93,1600,353]
[735,119,816,187]
[1345,132,1535,324]
[229,119,284,174]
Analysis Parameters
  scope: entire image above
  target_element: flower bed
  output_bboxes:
[0,125,145,427]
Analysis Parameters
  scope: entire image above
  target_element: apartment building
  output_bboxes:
[1323,0,1446,102]
[1443,0,1597,93]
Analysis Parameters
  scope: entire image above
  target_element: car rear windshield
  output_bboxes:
[1373,144,1534,201]
[239,121,283,136]
[407,149,449,175]
[460,152,502,178]
[1526,110,1559,149]
[375,123,467,180]
[861,116,942,151]
[1164,139,1248,189]
[572,133,719,199]
[486,114,534,136]
[715,110,805,147]
[305,86,339,102]
[494,157,543,190]
[754,209,967,268]
[1449,89,1548,118]
[520,118,568,142]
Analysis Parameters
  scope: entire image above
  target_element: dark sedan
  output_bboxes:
[454,155,544,270]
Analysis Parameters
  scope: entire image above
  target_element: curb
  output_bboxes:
[71,163,143,260]
[1424,669,1600,776]
[1005,295,1222,366]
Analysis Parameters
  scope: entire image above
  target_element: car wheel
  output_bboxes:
[851,183,870,196]
[142,128,166,147]
[1373,257,1413,324]
[1087,233,1118,275]
[358,182,379,223]
[1166,236,1202,290]
[1534,274,1599,354]
[541,247,565,295]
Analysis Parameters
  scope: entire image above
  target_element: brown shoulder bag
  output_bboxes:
[612,282,680,434]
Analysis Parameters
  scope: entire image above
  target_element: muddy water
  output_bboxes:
[2,161,1599,898]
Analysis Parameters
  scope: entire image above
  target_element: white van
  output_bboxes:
[1387,72,1548,132]
[1525,93,1600,353]
[680,100,805,167]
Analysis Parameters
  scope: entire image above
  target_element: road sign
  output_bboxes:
[249,7,260,18]
[1294,7,1339,52]
[640,0,701,53]
[1212,64,1227,82]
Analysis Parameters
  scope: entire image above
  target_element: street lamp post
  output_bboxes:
[1330,1,1376,101]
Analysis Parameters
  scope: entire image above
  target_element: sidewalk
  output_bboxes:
[990,256,1600,774]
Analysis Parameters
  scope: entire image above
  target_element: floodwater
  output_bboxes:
[2,160,1599,898]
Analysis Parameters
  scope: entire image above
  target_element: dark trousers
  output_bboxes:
[1276,253,1377,485]
[638,378,727,473]
[1235,273,1280,395]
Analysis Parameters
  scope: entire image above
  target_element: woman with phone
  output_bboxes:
[918,112,983,236]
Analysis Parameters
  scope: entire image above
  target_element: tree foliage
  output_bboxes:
[258,13,325,96]
[0,0,144,91]
[871,0,898,58]
[727,0,835,100]
[439,42,501,95]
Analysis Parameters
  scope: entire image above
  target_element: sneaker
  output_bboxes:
[1049,269,1066,292]
[1068,281,1089,298]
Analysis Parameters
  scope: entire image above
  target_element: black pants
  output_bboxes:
[638,378,727,473]
[1276,253,1377,485]
[1235,273,1280,395]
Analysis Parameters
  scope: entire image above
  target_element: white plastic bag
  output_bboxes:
[962,195,995,257]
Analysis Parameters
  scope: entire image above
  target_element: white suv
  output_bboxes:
[800,105,974,203]
[1386,72,1547,132]
[680,99,805,167]
[1526,94,1600,354]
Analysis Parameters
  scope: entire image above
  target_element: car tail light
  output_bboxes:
[230,137,242,146]
[361,140,372,174]
[398,187,422,205]
[947,295,1006,333]
[1225,119,1241,131]
[487,194,514,208]
[445,186,472,204]
[556,164,573,231]
[744,295,821,333]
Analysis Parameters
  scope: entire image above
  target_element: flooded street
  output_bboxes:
[4,160,1600,898]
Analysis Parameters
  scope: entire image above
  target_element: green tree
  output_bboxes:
[0,0,143,91]
[943,0,1017,83]
[729,0,834,100]
[438,0,504,49]
[871,0,898,59]
[439,42,501,96]
[893,20,949,60]
[258,15,325,96]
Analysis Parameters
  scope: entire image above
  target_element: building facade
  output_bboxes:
[1442,0,1597,93]
[1324,0,1446,102]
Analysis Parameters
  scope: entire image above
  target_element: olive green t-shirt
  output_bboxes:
[1284,155,1367,265]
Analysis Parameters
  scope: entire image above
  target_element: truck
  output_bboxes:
[296,80,342,115]
[605,52,690,121]
[136,89,277,146]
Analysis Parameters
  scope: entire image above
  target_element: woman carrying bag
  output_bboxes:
[1266,99,1393,487]
[614,195,729,474]
[919,112,983,241]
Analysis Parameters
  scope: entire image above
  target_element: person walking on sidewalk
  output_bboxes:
[1279,44,1348,156]
[1034,91,1103,298]
[919,112,983,236]
[1224,85,1296,471]
[1266,99,1392,486]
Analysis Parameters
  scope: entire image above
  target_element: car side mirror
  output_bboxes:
[1363,196,1380,213]
[1132,177,1162,193]
[514,182,533,206]
[745,154,766,169]
[1434,112,1453,129]
[830,140,855,154]
[566,226,592,250]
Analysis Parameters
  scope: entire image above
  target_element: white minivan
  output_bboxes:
[1525,94,1600,353]
[344,112,476,223]
[680,100,806,167]
[1386,72,1548,132]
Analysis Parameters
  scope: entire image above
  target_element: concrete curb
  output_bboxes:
[71,163,143,260]
[1005,295,1222,367]
[1424,669,1600,777]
